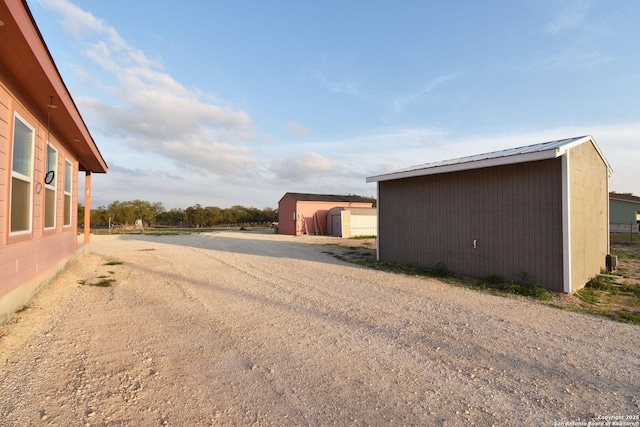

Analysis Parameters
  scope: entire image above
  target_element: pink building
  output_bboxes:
[0,0,107,323]
[277,193,373,236]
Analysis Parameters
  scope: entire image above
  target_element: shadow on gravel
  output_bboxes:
[116,231,375,267]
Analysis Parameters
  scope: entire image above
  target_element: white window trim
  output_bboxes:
[44,141,58,230]
[9,112,35,236]
[64,159,73,227]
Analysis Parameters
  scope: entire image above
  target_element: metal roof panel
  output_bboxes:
[366,135,610,183]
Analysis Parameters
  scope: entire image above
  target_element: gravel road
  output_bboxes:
[1,231,638,426]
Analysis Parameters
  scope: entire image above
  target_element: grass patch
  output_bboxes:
[15,305,28,314]
[615,311,640,323]
[348,258,452,279]
[586,273,617,292]
[351,257,552,301]
[89,278,116,288]
[103,260,123,266]
[471,276,553,301]
[333,238,639,320]
[575,287,601,304]
[78,276,116,287]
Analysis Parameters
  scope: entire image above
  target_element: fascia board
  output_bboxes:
[366,149,559,183]
[557,135,613,176]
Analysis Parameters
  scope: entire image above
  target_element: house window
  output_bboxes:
[44,143,58,229]
[64,160,73,226]
[10,114,35,234]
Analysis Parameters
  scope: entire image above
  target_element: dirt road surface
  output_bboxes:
[1,232,638,426]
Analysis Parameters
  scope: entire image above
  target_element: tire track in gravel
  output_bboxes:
[123,232,639,425]
[2,232,638,426]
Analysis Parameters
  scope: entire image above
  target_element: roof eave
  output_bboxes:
[557,135,613,176]
[366,135,613,183]
[3,0,107,173]
[367,149,559,183]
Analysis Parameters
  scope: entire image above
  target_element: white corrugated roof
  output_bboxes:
[366,135,612,183]
[329,207,377,216]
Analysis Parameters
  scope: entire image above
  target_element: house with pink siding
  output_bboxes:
[0,0,107,323]
[277,193,373,236]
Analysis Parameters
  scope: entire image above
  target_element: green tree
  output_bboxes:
[77,204,85,224]
[157,208,185,225]
[91,206,109,225]
[185,204,206,228]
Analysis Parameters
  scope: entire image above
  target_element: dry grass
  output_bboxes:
[333,234,640,324]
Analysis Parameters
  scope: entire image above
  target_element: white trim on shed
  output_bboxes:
[367,135,612,183]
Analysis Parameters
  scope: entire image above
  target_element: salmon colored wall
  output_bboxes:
[277,194,298,235]
[0,78,79,302]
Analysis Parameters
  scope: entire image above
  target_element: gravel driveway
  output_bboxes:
[1,231,638,426]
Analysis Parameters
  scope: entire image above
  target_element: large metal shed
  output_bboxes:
[367,136,611,293]
[327,207,377,238]
[277,193,373,236]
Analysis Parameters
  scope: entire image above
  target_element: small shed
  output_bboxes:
[366,136,611,293]
[327,207,377,238]
[277,193,373,236]
[609,192,640,233]
[0,0,107,323]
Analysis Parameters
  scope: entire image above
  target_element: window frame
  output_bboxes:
[9,112,36,236]
[63,159,73,227]
[43,142,58,230]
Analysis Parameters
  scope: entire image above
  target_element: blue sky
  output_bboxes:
[28,0,640,209]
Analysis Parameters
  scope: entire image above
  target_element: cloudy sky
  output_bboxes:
[29,0,640,209]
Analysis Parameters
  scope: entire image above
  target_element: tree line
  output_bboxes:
[79,200,278,228]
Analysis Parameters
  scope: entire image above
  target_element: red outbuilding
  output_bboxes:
[277,193,373,236]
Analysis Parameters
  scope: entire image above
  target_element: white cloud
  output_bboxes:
[286,120,310,137]
[39,0,256,177]
[270,152,336,181]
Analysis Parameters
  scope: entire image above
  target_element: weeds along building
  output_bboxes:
[0,0,107,323]
[366,136,611,293]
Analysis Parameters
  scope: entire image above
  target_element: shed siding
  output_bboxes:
[295,202,331,236]
[349,212,377,237]
[609,199,640,233]
[378,158,565,291]
[340,211,352,238]
[568,142,609,290]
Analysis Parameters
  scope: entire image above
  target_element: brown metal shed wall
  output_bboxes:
[378,158,565,291]
[568,142,609,290]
